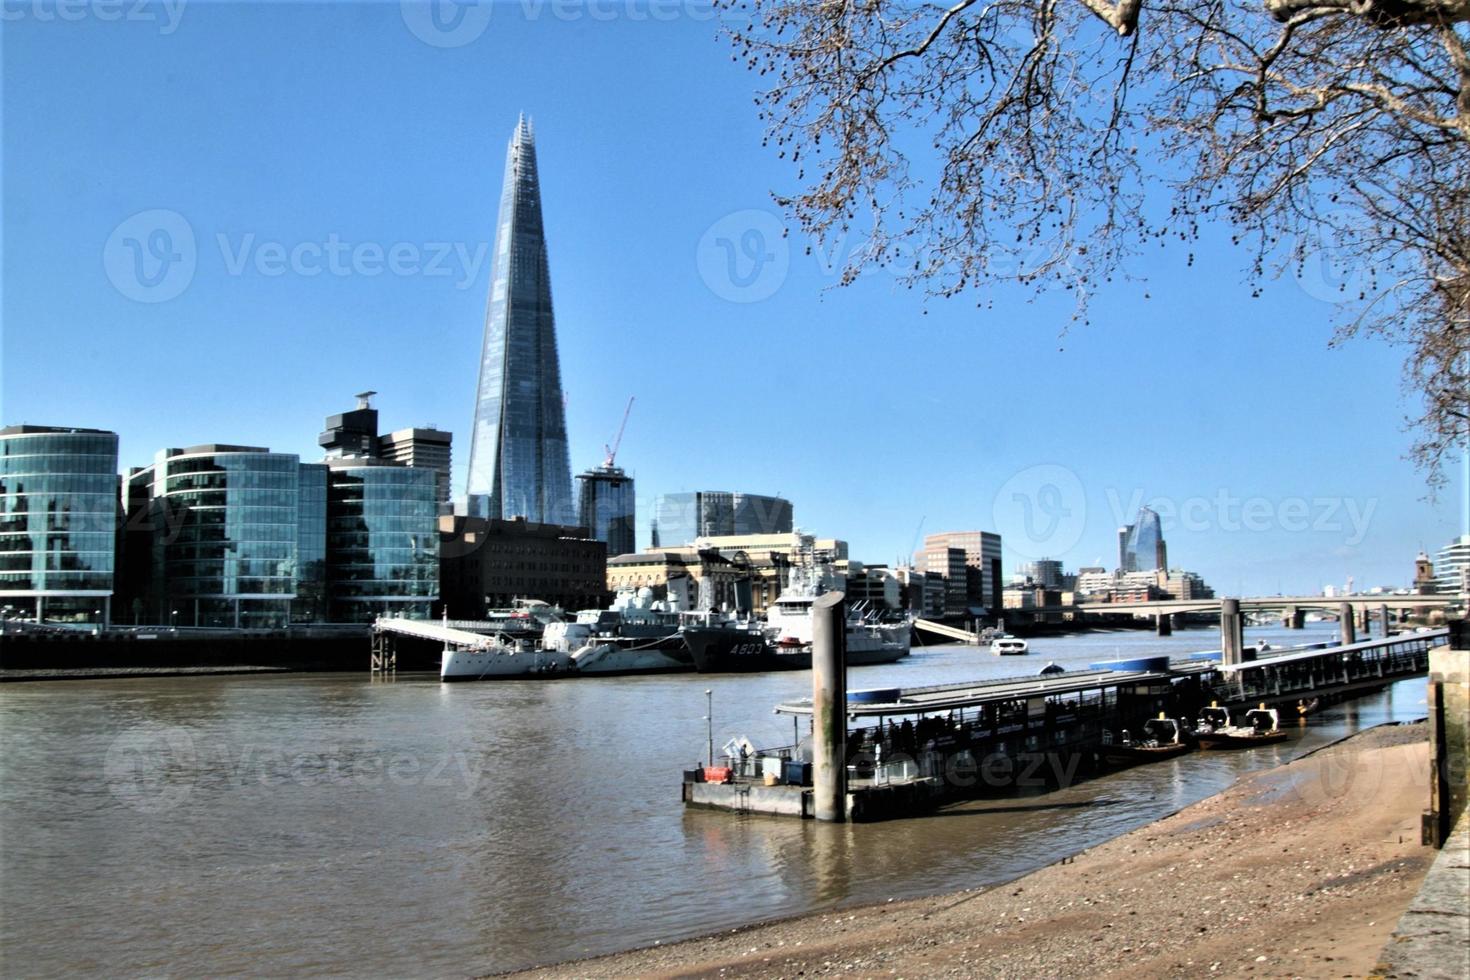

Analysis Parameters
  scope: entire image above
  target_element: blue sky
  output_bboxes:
[2,1,1465,594]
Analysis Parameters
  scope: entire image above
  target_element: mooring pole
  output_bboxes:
[1221,598,1242,665]
[1339,601,1357,645]
[811,591,848,823]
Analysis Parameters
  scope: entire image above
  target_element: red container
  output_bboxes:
[703,766,733,784]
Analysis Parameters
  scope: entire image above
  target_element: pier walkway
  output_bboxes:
[371,616,502,651]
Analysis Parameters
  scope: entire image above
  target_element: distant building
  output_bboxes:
[464,117,575,525]
[0,425,119,625]
[319,391,381,459]
[1119,506,1167,572]
[378,427,453,510]
[439,515,606,616]
[916,531,1003,617]
[1018,558,1064,589]
[650,491,793,548]
[1414,551,1438,595]
[576,464,636,558]
[843,561,901,611]
[319,393,452,511]
[1435,536,1470,596]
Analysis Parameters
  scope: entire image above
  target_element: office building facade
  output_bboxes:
[918,530,1003,616]
[127,445,300,628]
[650,491,793,548]
[325,463,440,622]
[0,425,119,624]
[378,427,453,509]
[465,116,574,525]
[439,515,606,616]
[576,464,635,558]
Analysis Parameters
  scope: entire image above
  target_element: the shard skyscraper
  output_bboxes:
[465,116,574,525]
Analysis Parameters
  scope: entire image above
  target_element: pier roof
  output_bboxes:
[774,667,1174,717]
[1215,628,1447,673]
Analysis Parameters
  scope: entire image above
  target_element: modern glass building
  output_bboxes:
[0,425,119,624]
[135,445,300,628]
[326,463,439,622]
[650,491,793,548]
[293,463,329,623]
[465,115,574,525]
[1121,506,1167,572]
[575,464,635,557]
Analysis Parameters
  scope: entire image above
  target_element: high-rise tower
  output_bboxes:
[465,116,574,524]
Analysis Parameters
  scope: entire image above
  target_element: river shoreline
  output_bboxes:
[506,722,1433,979]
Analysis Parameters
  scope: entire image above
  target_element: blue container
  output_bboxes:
[847,687,900,704]
[1088,655,1172,673]
[783,760,811,786]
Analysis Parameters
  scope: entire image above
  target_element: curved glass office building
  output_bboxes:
[0,425,119,623]
[145,445,299,628]
[327,464,438,622]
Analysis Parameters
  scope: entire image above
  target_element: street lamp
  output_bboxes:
[171,609,179,629]
[705,688,713,768]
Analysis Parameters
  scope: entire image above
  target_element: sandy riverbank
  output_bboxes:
[508,723,1433,979]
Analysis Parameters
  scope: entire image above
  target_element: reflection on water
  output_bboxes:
[0,623,1430,976]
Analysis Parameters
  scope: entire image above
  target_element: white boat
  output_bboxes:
[763,563,910,666]
[990,634,1028,655]
[440,635,575,681]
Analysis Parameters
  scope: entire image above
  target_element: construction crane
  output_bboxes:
[603,396,635,468]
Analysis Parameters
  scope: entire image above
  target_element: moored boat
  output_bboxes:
[1099,716,1192,766]
[1194,703,1289,749]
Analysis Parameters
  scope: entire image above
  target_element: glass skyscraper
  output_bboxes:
[650,491,794,548]
[466,116,574,525]
[1120,506,1167,572]
[576,464,635,557]
[0,425,118,624]
[325,464,439,622]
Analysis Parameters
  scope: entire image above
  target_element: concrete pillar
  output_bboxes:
[1221,598,1243,665]
[811,591,848,823]
[1339,601,1357,645]
[1282,605,1305,629]
[1379,603,1391,637]
[1156,613,1172,636]
[1360,606,1372,634]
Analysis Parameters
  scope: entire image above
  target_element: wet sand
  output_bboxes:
[509,723,1432,979]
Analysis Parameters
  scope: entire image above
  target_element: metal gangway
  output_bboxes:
[370,616,505,672]
[913,618,981,645]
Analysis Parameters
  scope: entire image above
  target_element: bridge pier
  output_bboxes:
[1156,613,1172,637]
[1281,605,1305,629]
[1380,603,1391,636]
[1221,598,1243,665]
[1339,601,1357,645]
[1360,606,1372,635]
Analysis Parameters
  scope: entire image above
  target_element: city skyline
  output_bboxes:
[2,3,1465,593]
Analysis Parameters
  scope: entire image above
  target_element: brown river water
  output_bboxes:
[0,623,1429,976]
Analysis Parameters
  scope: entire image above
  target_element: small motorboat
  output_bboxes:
[1194,703,1289,749]
[1100,716,1193,766]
